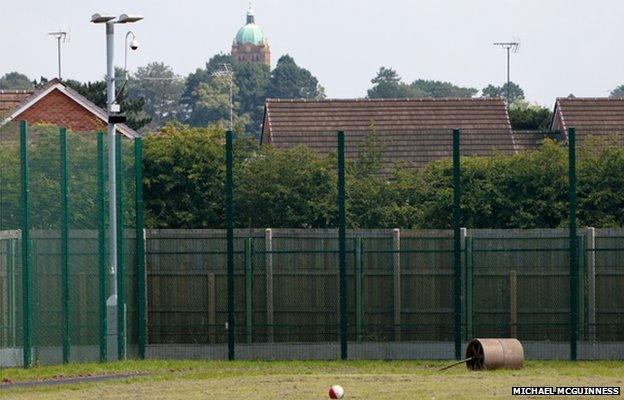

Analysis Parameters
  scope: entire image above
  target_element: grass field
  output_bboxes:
[1,360,623,399]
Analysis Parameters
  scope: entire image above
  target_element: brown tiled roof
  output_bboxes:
[0,90,33,117]
[262,98,515,170]
[512,130,559,151]
[552,98,624,141]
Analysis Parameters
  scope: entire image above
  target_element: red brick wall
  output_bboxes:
[17,89,106,132]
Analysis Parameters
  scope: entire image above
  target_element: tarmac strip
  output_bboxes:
[1,372,150,389]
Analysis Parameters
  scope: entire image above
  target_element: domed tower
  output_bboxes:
[231,6,270,66]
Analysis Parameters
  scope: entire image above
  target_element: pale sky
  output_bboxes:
[1,0,622,106]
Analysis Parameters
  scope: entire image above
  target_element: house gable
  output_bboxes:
[18,88,106,132]
[1,79,138,138]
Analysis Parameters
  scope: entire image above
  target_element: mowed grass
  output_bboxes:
[1,360,623,399]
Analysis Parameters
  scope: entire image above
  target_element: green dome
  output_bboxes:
[235,8,265,46]
[236,24,264,45]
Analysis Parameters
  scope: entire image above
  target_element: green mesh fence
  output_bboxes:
[145,232,253,359]
[120,136,139,359]
[29,124,63,365]
[593,229,624,341]
[141,128,624,362]
[470,231,575,358]
[4,125,624,366]
[0,122,144,367]
[66,130,103,362]
[0,121,22,359]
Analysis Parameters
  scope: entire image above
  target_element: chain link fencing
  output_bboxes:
[2,125,624,367]
[0,121,144,367]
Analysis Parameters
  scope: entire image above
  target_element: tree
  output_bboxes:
[143,122,256,228]
[127,62,184,128]
[346,126,399,228]
[267,55,324,100]
[508,99,553,130]
[181,53,323,133]
[481,82,524,103]
[0,72,34,90]
[181,54,234,124]
[64,68,151,131]
[368,67,477,99]
[367,67,419,98]
[409,79,477,98]
[232,62,270,134]
[412,140,568,229]
[578,136,624,227]
[610,85,624,98]
[194,74,251,131]
[236,145,336,228]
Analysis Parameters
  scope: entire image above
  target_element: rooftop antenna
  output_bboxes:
[48,27,70,80]
[213,63,234,131]
[493,40,520,104]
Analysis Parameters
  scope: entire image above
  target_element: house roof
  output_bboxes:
[0,89,33,117]
[552,97,624,141]
[262,98,515,170]
[1,78,138,138]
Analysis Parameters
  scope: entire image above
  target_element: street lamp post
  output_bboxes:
[91,12,143,360]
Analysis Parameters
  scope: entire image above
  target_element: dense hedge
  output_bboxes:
[2,123,622,230]
[143,125,624,229]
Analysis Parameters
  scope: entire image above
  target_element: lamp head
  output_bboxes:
[91,13,115,23]
[117,14,144,23]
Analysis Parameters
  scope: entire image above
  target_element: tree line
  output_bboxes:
[5,61,622,135]
[0,54,323,137]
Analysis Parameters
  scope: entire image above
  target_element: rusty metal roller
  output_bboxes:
[465,338,524,370]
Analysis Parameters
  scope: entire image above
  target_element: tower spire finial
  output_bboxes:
[246,3,255,24]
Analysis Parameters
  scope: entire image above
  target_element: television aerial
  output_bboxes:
[493,39,521,103]
[48,25,71,80]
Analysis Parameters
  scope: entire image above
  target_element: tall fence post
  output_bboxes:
[355,237,363,342]
[115,135,126,360]
[265,228,274,343]
[60,127,71,364]
[337,131,347,360]
[392,228,401,342]
[97,132,108,362]
[20,121,32,368]
[452,128,462,360]
[578,233,586,341]
[509,270,518,338]
[568,127,578,361]
[226,130,235,360]
[586,227,596,341]
[245,237,253,344]
[465,235,473,340]
[7,239,17,347]
[134,138,146,359]
[460,227,467,338]
[207,272,216,344]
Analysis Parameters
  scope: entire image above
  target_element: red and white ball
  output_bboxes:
[329,385,344,399]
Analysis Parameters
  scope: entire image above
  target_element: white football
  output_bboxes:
[329,385,344,399]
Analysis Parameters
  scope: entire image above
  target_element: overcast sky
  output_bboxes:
[1,0,622,106]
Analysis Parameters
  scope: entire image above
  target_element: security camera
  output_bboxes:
[130,38,139,50]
